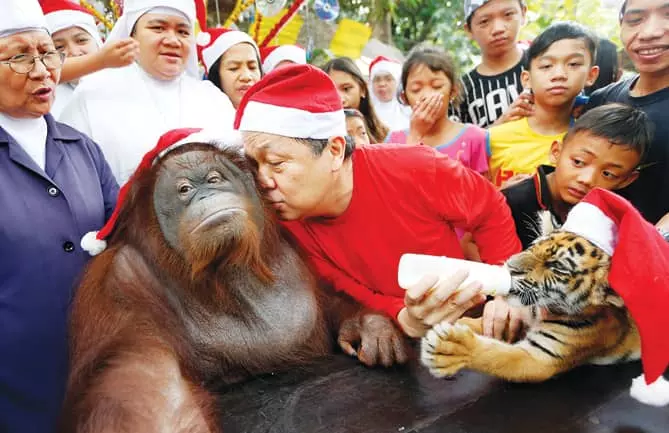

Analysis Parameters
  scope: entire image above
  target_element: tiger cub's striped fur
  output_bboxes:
[420,229,640,382]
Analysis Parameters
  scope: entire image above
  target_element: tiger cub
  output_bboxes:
[420,229,641,383]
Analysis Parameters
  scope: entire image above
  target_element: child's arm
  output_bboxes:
[491,90,534,127]
[60,38,140,84]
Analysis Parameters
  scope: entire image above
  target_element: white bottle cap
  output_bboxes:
[397,254,511,296]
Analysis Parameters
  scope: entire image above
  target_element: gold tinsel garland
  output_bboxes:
[252,10,263,43]
[79,0,114,31]
[224,0,257,28]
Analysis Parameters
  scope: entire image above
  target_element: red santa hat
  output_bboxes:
[40,0,103,47]
[81,128,241,256]
[234,64,346,140]
[368,55,401,80]
[560,188,669,406]
[260,44,307,74]
[196,27,259,75]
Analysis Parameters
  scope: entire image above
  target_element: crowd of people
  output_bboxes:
[2,0,669,431]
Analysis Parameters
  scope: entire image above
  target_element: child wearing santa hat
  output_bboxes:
[197,27,261,109]
[40,0,139,117]
[260,44,307,74]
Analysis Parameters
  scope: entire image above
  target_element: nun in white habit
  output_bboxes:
[60,0,236,184]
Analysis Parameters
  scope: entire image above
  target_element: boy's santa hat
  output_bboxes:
[234,64,346,140]
[368,56,401,80]
[0,0,48,38]
[81,128,241,256]
[40,0,103,47]
[560,188,669,407]
[196,27,259,75]
[260,44,307,74]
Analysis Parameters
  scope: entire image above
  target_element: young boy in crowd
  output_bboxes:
[503,104,653,248]
[452,0,531,128]
[587,0,669,224]
[487,21,600,187]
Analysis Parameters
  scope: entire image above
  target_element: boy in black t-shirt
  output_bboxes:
[451,0,532,128]
[587,0,669,224]
[503,104,652,249]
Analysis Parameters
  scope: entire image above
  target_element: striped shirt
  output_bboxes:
[450,57,526,128]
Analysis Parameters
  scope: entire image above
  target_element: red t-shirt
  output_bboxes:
[281,144,521,320]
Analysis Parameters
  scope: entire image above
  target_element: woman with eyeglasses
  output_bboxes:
[59,0,236,185]
[0,1,119,431]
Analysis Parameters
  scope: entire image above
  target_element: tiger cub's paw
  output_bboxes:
[421,322,478,378]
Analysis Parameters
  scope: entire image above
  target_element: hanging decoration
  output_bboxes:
[224,0,256,28]
[313,0,339,22]
[258,0,306,47]
[255,0,287,17]
[252,9,263,42]
[79,0,115,30]
[109,0,123,21]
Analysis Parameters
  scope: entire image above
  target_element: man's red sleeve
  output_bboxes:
[434,155,522,264]
[303,253,405,321]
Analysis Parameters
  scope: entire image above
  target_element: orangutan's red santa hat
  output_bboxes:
[560,188,669,406]
[81,128,241,256]
[234,64,346,139]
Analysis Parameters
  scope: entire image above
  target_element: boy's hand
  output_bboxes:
[99,38,140,69]
[408,93,443,143]
[493,91,534,126]
[499,173,532,190]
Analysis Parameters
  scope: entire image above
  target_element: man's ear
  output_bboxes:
[520,4,528,26]
[328,136,347,170]
[549,139,562,164]
[585,65,600,87]
[521,69,532,91]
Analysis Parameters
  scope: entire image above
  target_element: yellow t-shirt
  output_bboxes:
[486,118,566,187]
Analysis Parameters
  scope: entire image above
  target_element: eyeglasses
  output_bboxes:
[0,51,66,74]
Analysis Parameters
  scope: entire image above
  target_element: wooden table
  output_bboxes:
[217,350,669,433]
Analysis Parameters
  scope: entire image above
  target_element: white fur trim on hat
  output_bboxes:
[263,45,306,74]
[370,59,401,80]
[81,231,107,256]
[630,374,669,406]
[0,0,49,38]
[155,129,244,162]
[237,100,347,140]
[202,31,258,73]
[45,10,103,47]
[561,202,617,255]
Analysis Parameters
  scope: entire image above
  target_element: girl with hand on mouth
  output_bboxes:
[59,0,236,185]
[198,27,262,110]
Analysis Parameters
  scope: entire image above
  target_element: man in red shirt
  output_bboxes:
[235,64,523,341]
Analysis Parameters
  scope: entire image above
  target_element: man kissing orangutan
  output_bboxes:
[61,129,408,432]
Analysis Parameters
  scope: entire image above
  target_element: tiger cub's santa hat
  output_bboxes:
[561,187,669,406]
[81,128,240,256]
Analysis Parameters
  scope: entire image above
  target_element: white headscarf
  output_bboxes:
[44,8,104,48]
[106,0,199,77]
[369,59,411,132]
[0,0,48,38]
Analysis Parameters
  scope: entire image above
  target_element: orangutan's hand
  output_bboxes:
[338,313,409,367]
